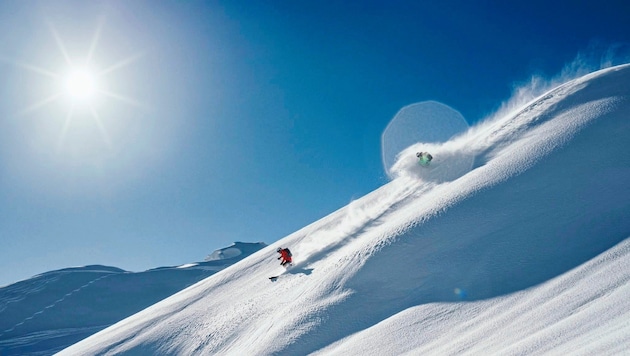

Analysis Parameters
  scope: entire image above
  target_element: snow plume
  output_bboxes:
[296,176,423,265]
[486,43,630,127]
[389,140,474,183]
[390,48,630,182]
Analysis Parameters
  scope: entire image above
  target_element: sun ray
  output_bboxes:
[90,106,112,147]
[98,52,144,76]
[100,89,147,109]
[0,56,59,79]
[48,21,73,66]
[56,105,75,152]
[86,17,105,66]
[18,93,64,117]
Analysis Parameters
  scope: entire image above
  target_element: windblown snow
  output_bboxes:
[50,64,630,354]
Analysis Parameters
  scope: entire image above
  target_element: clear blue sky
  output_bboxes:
[1,0,628,286]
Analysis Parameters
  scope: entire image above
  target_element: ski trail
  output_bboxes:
[294,176,429,267]
[0,273,116,338]
[0,274,63,313]
[269,177,429,280]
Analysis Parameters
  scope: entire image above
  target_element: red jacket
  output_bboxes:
[279,249,292,262]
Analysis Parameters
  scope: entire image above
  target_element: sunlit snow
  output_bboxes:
[56,64,630,355]
[1,64,629,356]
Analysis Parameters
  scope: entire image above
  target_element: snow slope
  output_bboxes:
[0,242,265,355]
[60,64,630,355]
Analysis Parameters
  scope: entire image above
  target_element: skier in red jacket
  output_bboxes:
[277,247,293,267]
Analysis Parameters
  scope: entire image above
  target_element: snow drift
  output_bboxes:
[59,64,630,355]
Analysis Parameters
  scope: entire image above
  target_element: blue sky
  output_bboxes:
[0,0,628,286]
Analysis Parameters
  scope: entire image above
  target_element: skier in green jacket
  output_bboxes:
[416,152,433,166]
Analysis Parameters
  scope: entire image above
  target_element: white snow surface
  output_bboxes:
[59,65,630,355]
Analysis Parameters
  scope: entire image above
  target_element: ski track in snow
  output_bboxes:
[0,272,116,338]
[268,177,429,280]
[0,274,62,313]
[295,176,429,265]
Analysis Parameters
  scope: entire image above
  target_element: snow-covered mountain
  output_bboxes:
[3,64,628,356]
[56,64,630,355]
[0,242,266,355]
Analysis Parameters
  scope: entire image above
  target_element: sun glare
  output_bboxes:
[65,69,97,101]
[5,20,144,150]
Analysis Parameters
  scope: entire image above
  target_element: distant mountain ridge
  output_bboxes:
[0,242,266,356]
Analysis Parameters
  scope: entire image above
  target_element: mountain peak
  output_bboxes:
[204,242,267,261]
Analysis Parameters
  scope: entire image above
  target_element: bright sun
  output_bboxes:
[65,68,97,102]
[5,20,143,148]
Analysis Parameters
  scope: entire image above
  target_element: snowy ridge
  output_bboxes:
[59,64,630,355]
[203,242,266,262]
[0,243,265,355]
